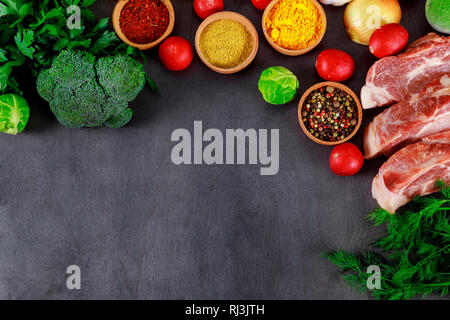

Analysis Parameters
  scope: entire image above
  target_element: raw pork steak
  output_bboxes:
[372,131,450,214]
[361,33,450,109]
[364,75,450,159]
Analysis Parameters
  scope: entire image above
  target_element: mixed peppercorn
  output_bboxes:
[301,86,358,142]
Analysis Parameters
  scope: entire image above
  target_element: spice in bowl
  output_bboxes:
[301,86,358,142]
[199,19,253,69]
[119,0,170,44]
[265,0,324,50]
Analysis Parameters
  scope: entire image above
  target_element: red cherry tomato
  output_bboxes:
[329,143,364,176]
[316,49,355,82]
[159,36,194,71]
[369,23,409,58]
[251,0,272,10]
[194,0,224,20]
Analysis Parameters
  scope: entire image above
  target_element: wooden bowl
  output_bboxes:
[298,82,363,146]
[195,11,259,74]
[112,0,175,50]
[262,0,327,56]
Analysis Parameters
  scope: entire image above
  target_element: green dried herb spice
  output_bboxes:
[199,19,253,69]
[324,181,450,300]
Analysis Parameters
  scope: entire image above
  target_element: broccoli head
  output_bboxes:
[96,55,146,102]
[36,50,146,128]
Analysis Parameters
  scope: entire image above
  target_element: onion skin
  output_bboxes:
[319,0,351,6]
[344,0,402,45]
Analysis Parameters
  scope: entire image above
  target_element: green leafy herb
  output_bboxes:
[324,181,450,300]
[0,64,12,91]
[0,0,156,95]
[14,29,35,59]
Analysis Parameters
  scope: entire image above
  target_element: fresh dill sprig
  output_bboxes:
[323,180,450,300]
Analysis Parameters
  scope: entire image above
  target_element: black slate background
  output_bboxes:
[0,0,437,299]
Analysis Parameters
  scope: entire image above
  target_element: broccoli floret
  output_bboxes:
[105,108,133,129]
[96,55,146,102]
[36,50,147,129]
[50,101,85,129]
[36,69,55,102]
[101,97,129,119]
[73,80,106,109]
[49,50,97,88]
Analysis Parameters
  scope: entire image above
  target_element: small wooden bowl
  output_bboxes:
[262,0,327,56]
[112,0,175,50]
[298,82,363,146]
[195,11,259,74]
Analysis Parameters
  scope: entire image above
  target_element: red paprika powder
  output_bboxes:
[119,0,170,44]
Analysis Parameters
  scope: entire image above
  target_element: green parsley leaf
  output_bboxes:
[14,29,34,59]
[0,2,15,18]
[0,49,7,62]
[0,0,21,15]
[18,2,33,18]
[82,0,96,7]
[0,63,12,91]
[90,30,118,54]
[38,24,61,37]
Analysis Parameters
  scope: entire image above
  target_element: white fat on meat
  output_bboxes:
[363,75,450,159]
[372,131,450,214]
[361,33,450,109]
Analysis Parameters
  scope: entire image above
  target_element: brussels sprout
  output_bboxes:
[0,94,30,135]
[258,66,299,105]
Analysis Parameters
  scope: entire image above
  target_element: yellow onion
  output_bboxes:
[344,0,401,45]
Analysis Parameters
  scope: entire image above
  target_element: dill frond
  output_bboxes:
[324,180,450,300]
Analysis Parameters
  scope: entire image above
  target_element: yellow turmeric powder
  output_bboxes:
[265,0,323,50]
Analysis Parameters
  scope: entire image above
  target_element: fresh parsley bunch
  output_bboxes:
[0,0,151,94]
[324,181,450,300]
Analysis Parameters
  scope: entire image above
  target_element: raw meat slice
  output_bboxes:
[408,32,444,48]
[361,33,450,109]
[372,131,450,214]
[364,75,450,159]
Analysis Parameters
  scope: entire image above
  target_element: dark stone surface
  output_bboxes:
[0,0,435,299]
